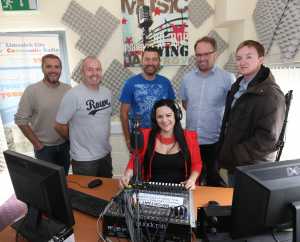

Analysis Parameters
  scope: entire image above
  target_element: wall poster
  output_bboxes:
[121,0,189,67]
[0,31,69,126]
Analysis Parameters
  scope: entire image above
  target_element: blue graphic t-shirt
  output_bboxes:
[120,73,175,128]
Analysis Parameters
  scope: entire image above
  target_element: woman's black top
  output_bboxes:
[150,151,185,183]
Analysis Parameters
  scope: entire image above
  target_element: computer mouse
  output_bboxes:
[87,178,102,188]
[208,200,219,206]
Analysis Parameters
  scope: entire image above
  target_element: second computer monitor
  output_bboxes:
[231,159,300,239]
[4,150,75,242]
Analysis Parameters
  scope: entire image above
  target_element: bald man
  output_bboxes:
[55,56,113,177]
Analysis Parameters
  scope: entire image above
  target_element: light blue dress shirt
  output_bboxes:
[231,77,253,107]
[180,66,235,144]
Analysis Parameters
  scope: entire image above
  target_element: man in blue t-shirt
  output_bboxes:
[119,46,175,151]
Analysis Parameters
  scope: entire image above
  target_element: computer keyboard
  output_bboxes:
[68,188,109,217]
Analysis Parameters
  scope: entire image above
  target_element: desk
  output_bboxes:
[0,175,233,242]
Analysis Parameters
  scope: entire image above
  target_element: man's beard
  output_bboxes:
[143,65,158,75]
[44,74,60,84]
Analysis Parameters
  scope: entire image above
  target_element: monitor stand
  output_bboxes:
[197,205,293,242]
[12,207,67,242]
[291,201,300,242]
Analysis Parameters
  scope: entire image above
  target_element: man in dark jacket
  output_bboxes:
[218,40,286,186]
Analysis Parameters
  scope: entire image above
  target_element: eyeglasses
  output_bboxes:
[195,51,215,58]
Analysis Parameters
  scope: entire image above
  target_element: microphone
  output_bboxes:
[130,116,144,151]
[137,5,153,45]
[132,115,141,131]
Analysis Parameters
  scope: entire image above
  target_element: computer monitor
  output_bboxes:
[231,159,300,240]
[3,150,75,242]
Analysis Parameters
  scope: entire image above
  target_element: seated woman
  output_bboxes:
[120,99,202,190]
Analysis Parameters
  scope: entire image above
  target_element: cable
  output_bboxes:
[15,232,19,242]
[138,203,153,242]
[96,215,107,242]
[144,224,152,242]
[15,216,27,242]
[95,192,121,242]
[158,206,175,242]
[124,191,136,241]
[15,231,27,242]
[272,229,281,242]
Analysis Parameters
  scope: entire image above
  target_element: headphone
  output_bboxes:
[173,101,183,121]
[151,99,183,125]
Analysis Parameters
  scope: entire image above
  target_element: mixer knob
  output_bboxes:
[179,206,184,218]
[174,206,179,218]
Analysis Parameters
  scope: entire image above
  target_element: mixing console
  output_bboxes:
[102,182,195,242]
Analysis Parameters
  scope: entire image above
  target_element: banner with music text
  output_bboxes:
[121,0,189,67]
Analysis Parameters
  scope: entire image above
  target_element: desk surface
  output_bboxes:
[0,175,233,242]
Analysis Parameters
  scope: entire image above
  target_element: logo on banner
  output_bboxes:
[121,0,189,67]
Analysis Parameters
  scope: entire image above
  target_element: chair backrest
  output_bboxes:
[275,90,293,161]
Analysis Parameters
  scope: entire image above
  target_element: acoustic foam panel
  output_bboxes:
[62,1,119,56]
[189,0,214,28]
[208,30,229,56]
[253,0,287,54]
[76,7,119,56]
[274,0,300,60]
[102,59,134,116]
[172,56,197,95]
[224,53,238,76]
[62,1,93,35]
[70,59,83,84]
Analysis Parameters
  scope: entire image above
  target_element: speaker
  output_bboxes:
[197,205,232,239]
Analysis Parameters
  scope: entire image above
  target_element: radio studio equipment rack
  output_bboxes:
[102,182,195,242]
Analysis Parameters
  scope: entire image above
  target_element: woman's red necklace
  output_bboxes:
[157,133,175,145]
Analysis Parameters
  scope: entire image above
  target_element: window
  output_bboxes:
[270,66,300,160]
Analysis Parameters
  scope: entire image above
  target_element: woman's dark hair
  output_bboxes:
[143,99,191,179]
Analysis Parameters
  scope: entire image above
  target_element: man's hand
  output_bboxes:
[34,142,44,151]
[120,103,131,152]
[125,138,132,153]
[17,124,44,151]
[54,122,69,140]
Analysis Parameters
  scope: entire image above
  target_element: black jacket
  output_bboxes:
[218,65,286,172]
